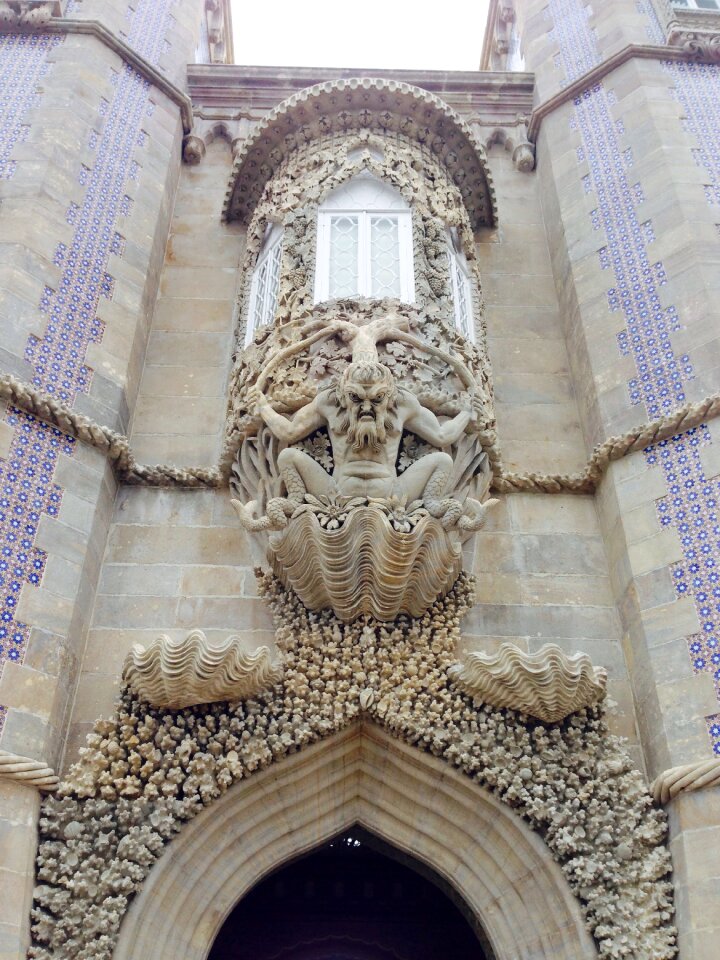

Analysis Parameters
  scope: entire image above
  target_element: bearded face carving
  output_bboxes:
[335,361,398,453]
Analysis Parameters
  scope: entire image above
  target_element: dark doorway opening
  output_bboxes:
[208,826,491,960]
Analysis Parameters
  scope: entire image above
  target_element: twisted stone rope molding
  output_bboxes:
[651,758,720,805]
[493,392,720,495]
[1,373,719,494]
[0,749,58,792]
[0,375,222,488]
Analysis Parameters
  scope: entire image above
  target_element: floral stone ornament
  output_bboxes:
[231,314,497,621]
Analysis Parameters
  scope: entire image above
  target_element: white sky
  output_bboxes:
[231,0,490,72]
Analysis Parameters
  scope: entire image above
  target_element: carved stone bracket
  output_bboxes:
[0,0,60,30]
[229,311,496,620]
[182,134,206,165]
[484,121,535,172]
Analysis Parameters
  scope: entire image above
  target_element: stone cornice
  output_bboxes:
[221,76,500,230]
[43,17,193,133]
[527,42,715,142]
[188,63,535,123]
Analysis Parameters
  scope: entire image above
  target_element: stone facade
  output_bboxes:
[0,1,718,958]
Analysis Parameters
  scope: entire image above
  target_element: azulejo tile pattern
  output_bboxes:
[544,0,601,87]
[0,0,177,735]
[0,33,60,181]
[548,0,720,756]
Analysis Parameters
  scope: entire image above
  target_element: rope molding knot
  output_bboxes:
[0,749,58,792]
[1,372,719,494]
[651,758,720,805]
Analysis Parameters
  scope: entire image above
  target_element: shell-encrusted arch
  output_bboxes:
[114,726,597,960]
[223,77,497,231]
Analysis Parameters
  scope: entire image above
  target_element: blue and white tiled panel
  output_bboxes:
[550,0,720,755]
[0,33,60,181]
[0,0,178,735]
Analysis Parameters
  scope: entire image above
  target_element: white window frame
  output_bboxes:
[245,223,283,346]
[671,0,720,8]
[446,228,475,343]
[314,174,415,304]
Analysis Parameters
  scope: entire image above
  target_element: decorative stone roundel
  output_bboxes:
[223,77,498,230]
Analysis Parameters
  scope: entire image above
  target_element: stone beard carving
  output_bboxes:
[231,317,497,621]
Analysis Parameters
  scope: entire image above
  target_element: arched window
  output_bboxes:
[245,223,283,345]
[314,172,414,303]
[446,227,474,342]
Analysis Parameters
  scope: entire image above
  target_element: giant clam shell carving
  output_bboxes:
[268,507,463,622]
[448,642,607,724]
[122,630,282,709]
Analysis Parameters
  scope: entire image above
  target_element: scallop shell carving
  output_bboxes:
[268,507,463,622]
[122,630,282,709]
[448,642,607,724]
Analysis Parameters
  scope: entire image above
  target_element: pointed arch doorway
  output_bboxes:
[113,724,597,960]
[208,827,491,960]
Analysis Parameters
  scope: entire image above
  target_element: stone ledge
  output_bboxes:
[528,42,719,142]
[44,18,192,133]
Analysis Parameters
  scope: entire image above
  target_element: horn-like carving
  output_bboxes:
[448,642,607,724]
[122,630,282,709]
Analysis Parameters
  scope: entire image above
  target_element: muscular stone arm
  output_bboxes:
[402,390,471,447]
[253,391,326,444]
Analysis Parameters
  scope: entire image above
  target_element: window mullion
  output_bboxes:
[359,212,369,297]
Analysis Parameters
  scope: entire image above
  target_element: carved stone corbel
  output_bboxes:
[512,140,535,172]
[182,133,206,165]
[0,0,61,30]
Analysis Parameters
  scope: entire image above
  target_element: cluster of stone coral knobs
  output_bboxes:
[30,573,676,960]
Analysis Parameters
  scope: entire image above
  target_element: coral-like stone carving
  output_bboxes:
[0,0,60,30]
[0,749,58,791]
[30,575,676,960]
[651,757,720,805]
[448,642,607,723]
[122,630,282,709]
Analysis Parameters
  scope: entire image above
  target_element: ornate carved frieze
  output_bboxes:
[30,575,677,960]
[0,0,60,30]
[222,78,497,231]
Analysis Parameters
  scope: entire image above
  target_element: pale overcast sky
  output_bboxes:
[231,0,490,72]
